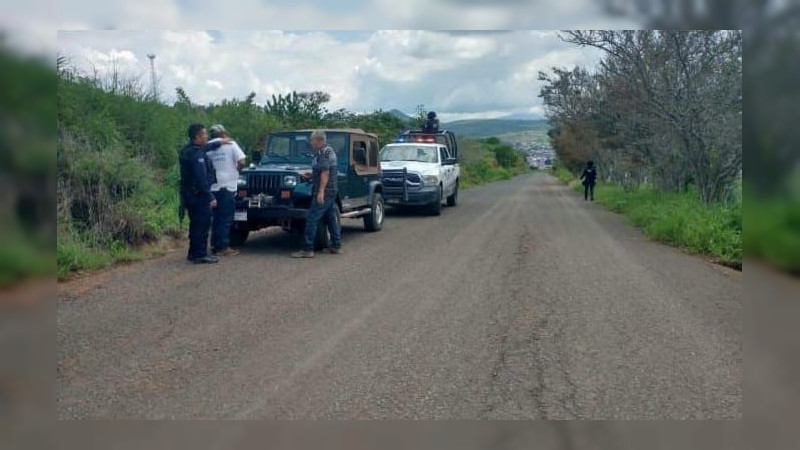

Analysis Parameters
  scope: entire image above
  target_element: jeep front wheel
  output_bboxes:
[229,225,249,247]
[364,193,384,231]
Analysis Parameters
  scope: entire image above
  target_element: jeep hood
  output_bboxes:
[250,163,312,172]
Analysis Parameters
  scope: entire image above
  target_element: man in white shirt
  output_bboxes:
[207,124,246,256]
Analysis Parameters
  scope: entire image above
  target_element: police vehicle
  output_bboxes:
[379,130,460,216]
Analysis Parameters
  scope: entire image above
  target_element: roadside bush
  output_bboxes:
[551,167,742,268]
[553,166,576,185]
[743,181,800,272]
[589,183,742,267]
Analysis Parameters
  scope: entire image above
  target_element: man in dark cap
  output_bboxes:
[179,123,230,264]
[423,111,440,134]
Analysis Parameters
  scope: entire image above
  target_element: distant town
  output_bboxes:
[500,132,556,170]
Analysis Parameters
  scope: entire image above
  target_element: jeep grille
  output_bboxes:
[248,173,283,196]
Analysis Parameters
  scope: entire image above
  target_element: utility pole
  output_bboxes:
[147,53,157,101]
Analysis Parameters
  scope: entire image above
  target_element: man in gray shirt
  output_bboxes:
[292,130,343,258]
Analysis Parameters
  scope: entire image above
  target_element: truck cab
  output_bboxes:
[231,129,385,248]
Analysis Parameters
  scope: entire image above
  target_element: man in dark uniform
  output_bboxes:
[291,130,343,258]
[179,123,230,263]
[423,111,440,134]
[580,160,598,201]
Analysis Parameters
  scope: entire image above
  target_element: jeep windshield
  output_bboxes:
[262,133,346,165]
[380,144,437,163]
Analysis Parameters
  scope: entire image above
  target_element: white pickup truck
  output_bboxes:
[379,140,459,216]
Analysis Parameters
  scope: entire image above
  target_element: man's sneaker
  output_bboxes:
[217,248,240,256]
[191,255,219,264]
[290,250,315,258]
[324,247,344,254]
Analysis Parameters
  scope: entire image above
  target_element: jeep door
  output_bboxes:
[344,135,370,209]
[320,132,348,207]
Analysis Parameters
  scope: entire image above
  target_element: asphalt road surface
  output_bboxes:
[57,172,741,419]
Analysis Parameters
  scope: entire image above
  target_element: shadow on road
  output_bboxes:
[236,224,366,256]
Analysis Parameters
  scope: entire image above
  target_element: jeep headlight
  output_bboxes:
[283,175,298,188]
[237,175,247,188]
[422,175,439,187]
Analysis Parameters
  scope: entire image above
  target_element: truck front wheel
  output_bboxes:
[428,186,442,216]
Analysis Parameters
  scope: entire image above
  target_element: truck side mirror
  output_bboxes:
[252,150,262,164]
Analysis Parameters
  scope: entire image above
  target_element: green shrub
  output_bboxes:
[590,184,742,267]
[56,230,112,279]
[551,167,742,267]
[743,183,800,272]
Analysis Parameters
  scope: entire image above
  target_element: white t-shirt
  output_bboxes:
[206,139,246,191]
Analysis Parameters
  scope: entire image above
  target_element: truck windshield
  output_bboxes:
[380,145,437,163]
[263,135,314,164]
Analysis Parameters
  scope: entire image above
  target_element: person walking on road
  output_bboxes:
[179,123,230,264]
[291,130,343,258]
[580,160,598,201]
[206,124,246,257]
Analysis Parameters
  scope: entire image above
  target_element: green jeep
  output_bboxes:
[230,129,385,249]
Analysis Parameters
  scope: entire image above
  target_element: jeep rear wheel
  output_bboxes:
[364,193,384,231]
[428,186,442,216]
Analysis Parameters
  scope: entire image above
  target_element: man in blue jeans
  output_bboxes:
[207,124,246,256]
[291,130,343,258]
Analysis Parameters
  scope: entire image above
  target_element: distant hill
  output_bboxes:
[442,119,549,138]
[388,109,413,122]
[382,110,550,139]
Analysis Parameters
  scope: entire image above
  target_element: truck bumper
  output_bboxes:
[383,186,439,206]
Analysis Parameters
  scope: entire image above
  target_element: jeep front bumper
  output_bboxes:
[234,197,309,225]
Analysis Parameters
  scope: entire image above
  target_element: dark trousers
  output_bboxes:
[211,188,235,251]
[185,193,212,260]
[303,196,342,252]
[584,183,595,200]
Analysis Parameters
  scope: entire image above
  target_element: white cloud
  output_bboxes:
[352,30,602,117]
[57,29,603,120]
[205,79,224,90]
[9,0,640,62]
[49,0,638,29]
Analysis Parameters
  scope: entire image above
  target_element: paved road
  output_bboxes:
[57,172,741,419]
